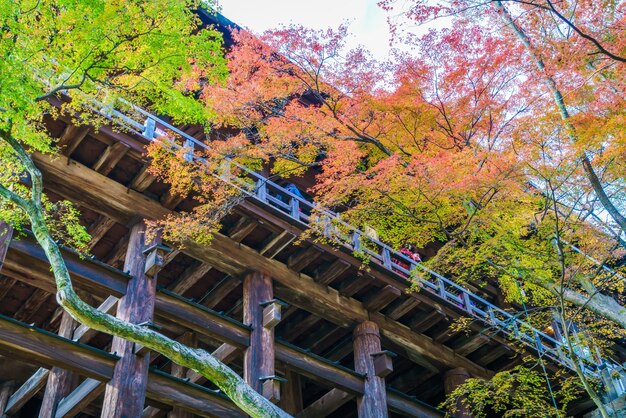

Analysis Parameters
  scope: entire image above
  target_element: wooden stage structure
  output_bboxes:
[0,11,620,418]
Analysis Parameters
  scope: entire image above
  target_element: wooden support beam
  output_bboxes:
[130,164,157,192]
[243,271,275,399]
[365,285,401,312]
[288,245,323,272]
[4,368,49,415]
[56,125,90,156]
[444,368,472,418]
[202,276,242,310]
[168,333,196,418]
[102,222,159,418]
[14,288,51,323]
[87,216,116,250]
[228,216,258,243]
[0,380,15,416]
[168,262,212,295]
[453,334,490,357]
[39,312,79,418]
[54,378,104,418]
[386,298,420,320]
[259,231,296,258]
[279,368,303,415]
[315,259,351,285]
[92,141,129,175]
[353,321,388,418]
[296,389,354,418]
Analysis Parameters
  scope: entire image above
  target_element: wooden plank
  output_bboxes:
[228,216,258,243]
[296,388,354,418]
[280,369,303,415]
[102,222,159,418]
[92,141,129,175]
[202,277,241,309]
[168,333,195,418]
[56,125,90,156]
[40,312,79,418]
[14,288,51,323]
[259,231,296,258]
[54,378,104,418]
[87,216,117,250]
[365,285,402,312]
[353,321,388,418]
[315,259,350,285]
[0,380,15,416]
[0,277,16,304]
[168,262,212,295]
[288,245,323,272]
[5,368,49,415]
[386,298,420,320]
[453,334,489,357]
[130,164,157,192]
[0,315,245,418]
[243,271,275,396]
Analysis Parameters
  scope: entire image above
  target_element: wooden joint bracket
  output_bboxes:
[143,244,172,277]
[370,350,397,378]
[259,375,287,404]
[260,299,288,329]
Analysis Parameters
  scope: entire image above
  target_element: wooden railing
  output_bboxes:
[78,95,626,396]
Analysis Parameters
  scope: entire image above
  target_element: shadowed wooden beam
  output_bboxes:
[40,312,79,418]
[168,262,212,295]
[202,277,241,309]
[14,288,51,323]
[55,378,104,418]
[56,125,90,156]
[386,298,420,321]
[228,216,258,243]
[0,315,245,417]
[0,222,13,273]
[259,231,296,258]
[92,142,129,175]
[87,216,117,250]
[130,164,157,192]
[4,368,49,415]
[365,285,402,312]
[453,334,490,357]
[296,389,354,418]
[102,222,160,418]
[314,259,351,285]
[288,245,323,272]
[444,368,472,418]
[168,332,195,418]
[0,381,14,416]
[280,368,303,415]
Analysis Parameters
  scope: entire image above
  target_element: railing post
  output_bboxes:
[184,139,194,162]
[143,117,156,140]
[437,278,446,298]
[352,231,361,251]
[256,180,267,201]
[290,198,300,220]
[382,248,392,269]
[462,292,473,315]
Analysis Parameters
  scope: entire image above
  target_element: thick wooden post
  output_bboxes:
[168,332,195,418]
[101,222,159,418]
[280,368,303,414]
[444,367,472,418]
[353,321,388,418]
[243,271,275,398]
[38,311,78,417]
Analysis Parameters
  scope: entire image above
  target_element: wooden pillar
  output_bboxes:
[444,367,472,418]
[39,311,78,418]
[243,271,275,397]
[0,380,15,416]
[353,321,388,418]
[101,222,160,418]
[279,368,303,414]
[0,222,13,273]
[168,332,195,418]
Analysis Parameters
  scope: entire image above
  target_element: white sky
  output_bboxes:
[218,0,394,60]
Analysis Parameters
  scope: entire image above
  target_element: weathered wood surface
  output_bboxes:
[280,369,303,415]
[4,235,442,415]
[31,153,493,378]
[243,271,275,394]
[353,321,388,418]
[296,388,354,418]
[39,312,78,418]
[168,333,195,418]
[54,378,104,418]
[0,222,13,274]
[444,367,472,418]
[102,222,159,418]
[0,315,245,417]
[4,368,48,415]
[0,380,15,417]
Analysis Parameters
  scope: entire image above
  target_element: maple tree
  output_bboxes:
[0,1,290,416]
[144,2,626,414]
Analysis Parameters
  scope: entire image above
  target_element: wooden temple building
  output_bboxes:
[0,10,623,418]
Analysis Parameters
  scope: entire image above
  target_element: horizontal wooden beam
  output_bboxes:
[0,315,244,418]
